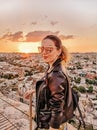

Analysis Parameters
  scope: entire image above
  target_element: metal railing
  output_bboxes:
[29,94,33,130]
[0,112,19,130]
[0,93,33,130]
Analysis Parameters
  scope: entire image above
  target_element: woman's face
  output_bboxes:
[40,38,61,65]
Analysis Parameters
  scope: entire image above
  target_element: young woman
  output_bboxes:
[25,35,73,130]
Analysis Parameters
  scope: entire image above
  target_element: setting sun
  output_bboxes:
[18,42,40,53]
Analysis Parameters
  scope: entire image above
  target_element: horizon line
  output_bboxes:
[0,52,97,54]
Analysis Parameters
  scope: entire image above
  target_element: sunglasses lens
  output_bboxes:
[38,46,54,53]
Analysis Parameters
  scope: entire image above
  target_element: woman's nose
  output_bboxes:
[42,49,47,54]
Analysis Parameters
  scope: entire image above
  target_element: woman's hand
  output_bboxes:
[24,89,35,99]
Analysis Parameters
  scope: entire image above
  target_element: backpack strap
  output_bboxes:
[63,73,86,130]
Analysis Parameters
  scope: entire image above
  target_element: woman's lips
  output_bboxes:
[43,56,48,59]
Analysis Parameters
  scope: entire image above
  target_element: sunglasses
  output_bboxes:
[38,46,56,54]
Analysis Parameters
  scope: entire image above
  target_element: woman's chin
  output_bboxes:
[43,59,49,63]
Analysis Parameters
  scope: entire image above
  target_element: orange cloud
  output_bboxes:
[25,31,60,42]
[31,22,37,25]
[44,15,48,18]
[0,31,23,42]
[50,21,59,26]
[0,30,75,43]
[59,34,75,40]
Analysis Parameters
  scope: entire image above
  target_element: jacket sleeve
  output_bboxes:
[48,72,67,129]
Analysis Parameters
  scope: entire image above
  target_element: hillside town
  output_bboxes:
[0,52,97,130]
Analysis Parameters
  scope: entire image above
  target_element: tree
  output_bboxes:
[78,86,86,93]
[74,77,81,84]
[87,86,93,93]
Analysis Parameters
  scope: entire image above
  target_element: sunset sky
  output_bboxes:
[0,0,97,53]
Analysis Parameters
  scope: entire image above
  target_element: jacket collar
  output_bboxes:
[46,58,62,74]
[52,58,62,68]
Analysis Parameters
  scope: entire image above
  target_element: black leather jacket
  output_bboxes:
[36,58,73,129]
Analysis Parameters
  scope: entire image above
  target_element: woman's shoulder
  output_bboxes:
[47,69,68,89]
